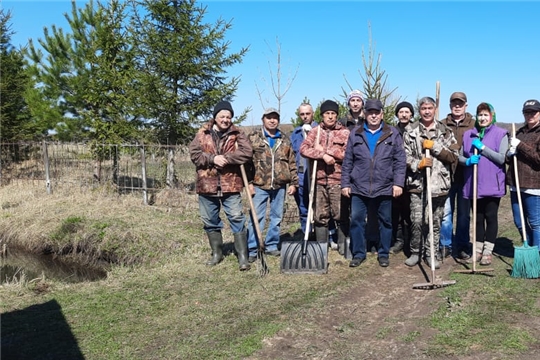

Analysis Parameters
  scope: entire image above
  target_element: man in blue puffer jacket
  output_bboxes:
[341,99,407,268]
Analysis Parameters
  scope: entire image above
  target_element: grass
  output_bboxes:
[1,185,540,359]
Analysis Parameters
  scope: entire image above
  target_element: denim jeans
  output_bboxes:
[247,186,286,256]
[440,182,471,252]
[198,194,246,234]
[511,191,540,248]
[349,194,392,259]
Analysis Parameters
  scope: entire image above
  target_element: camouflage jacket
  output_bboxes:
[403,121,458,196]
[300,122,350,186]
[441,112,475,184]
[189,122,252,195]
[247,127,298,190]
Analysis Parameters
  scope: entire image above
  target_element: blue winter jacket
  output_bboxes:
[341,122,406,198]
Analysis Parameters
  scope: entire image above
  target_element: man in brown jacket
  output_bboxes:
[440,91,475,260]
[301,100,350,247]
[189,101,253,271]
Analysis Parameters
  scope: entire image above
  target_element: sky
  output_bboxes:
[3,0,540,127]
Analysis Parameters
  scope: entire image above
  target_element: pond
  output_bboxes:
[1,248,108,284]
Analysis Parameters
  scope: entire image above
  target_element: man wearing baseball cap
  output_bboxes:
[440,91,475,260]
[342,99,406,267]
[245,107,298,261]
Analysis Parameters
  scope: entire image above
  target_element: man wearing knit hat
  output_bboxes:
[245,107,298,261]
[189,100,253,271]
[301,100,350,251]
[389,101,415,254]
[440,91,475,260]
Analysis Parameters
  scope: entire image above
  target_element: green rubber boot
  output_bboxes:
[206,231,224,266]
[234,231,251,271]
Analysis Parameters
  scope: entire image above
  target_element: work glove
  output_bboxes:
[509,137,521,148]
[465,154,481,166]
[422,139,434,149]
[418,157,433,170]
[302,123,312,139]
[472,138,486,151]
[507,146,517,157]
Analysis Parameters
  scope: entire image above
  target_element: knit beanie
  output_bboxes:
[475,102,496,140]
[213,101,234,119]
[347,89,364,104]
[395,101,414,117]
[320,100,339,115]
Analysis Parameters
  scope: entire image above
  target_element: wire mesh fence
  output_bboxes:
[0,141,300,225]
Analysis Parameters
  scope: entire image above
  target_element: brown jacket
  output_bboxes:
[189,122,252,195]
[441,112,475,184]
[506,123,540,189]
[300,122,350,186]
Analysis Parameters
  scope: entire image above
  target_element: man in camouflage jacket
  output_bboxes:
[402,97,458,269]
[189,101,253,271]
[245,108,298,261]
[301,100,350,248]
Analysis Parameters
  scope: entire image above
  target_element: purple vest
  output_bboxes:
[462,125,507,199]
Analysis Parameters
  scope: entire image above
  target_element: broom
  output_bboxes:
[510,123,540,279]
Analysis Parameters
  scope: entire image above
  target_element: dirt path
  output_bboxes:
[247,249,540,360]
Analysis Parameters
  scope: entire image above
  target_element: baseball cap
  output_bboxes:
[450,92,467,102]
[522,99,540,112]
[364,99,383,112]
[263,107,280,117]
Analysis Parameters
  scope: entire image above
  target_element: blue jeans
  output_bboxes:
[247,186,286,256]
[198,194,246,234]
[440,182,471,252]
[349,194,392,259]
[511,191,540,248]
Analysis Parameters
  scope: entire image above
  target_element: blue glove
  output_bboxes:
[471,138,485,151]
[465,154,481,166]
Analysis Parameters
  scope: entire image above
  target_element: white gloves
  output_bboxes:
[507,137,521,157]
[510,137,521,148]
[302,124,312,139]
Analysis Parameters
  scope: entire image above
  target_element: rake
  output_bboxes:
[240,164,269,277]
[454,148,494,275]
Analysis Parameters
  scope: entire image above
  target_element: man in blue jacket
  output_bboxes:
[341,99,407,267]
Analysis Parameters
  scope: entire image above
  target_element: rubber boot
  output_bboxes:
[315,226,329,245]
[337,227,346,256]
[405,253,420,267]
[234,231,251,271]
[206,231,224,266]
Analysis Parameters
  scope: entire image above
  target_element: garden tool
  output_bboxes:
[455,148,494,274]
[412,148,456,289]
[510,123,540,279]
[281,126,328,274]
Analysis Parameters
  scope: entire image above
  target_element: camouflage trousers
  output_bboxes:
[409,192,447,255]
[314,183,342,227]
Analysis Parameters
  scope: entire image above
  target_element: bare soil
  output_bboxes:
[248,197,540,360]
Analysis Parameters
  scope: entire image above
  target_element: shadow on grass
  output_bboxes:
[1,299,84,360]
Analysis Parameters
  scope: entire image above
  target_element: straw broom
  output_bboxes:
[510,123,540,279]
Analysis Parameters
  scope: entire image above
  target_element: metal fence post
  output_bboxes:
[140,145,148,205]
[43,140,52,194]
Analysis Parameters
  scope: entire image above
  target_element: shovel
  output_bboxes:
[281,126,328,274]
[454,148,494,274]
[413,148,457,289]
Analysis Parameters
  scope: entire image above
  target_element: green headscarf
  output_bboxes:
[475,102,496,140]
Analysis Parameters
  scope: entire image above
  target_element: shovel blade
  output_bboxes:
[280,239,328,274]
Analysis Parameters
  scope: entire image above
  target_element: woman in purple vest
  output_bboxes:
[460,103,509,265]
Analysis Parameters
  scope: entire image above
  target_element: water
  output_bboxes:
[1,248,108,284]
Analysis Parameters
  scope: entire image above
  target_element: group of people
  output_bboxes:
[189,92,540,272]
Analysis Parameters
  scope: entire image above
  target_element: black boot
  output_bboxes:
[315,226,329,245]
[206,231,224,266]
[234,231,251,271]
[337,227,347,256]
